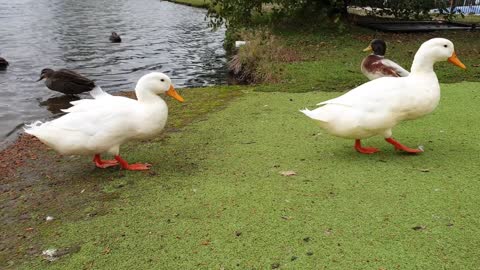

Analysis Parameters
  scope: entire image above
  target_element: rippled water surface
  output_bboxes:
[0,0,227,146]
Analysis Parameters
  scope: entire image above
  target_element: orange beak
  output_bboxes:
[448,51,466,70]
[166,85,184,102]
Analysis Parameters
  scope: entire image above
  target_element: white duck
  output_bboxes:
[25,72,184,170]
[301,38,466,154]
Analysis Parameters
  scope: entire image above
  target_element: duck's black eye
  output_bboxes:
[444,44,448,48]
[160,79,165,82]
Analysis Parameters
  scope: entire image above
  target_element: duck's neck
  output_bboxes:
[410,53,435,74]
[135,88,164,104]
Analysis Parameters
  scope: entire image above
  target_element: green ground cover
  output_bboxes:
[246,26,480,92]
[20,82,480,269]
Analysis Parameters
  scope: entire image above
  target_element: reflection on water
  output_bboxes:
[39,95,80,114]
[0,0,227,147]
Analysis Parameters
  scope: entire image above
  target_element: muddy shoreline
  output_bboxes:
[0,91,138,267]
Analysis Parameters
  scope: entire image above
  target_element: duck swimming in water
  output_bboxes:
[301,38,466,154]
[360,39,410,80]
[37,68,96,95]
[109,32,121,43]
[25,72,184,171]
[0,57,9,70]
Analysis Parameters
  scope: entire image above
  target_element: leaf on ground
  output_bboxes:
[280,170,296,176]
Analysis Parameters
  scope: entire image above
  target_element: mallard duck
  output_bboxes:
[25,72,184,170]
[109,32,121,43]
[0,57,8,70]
[37,68,96,95]
[301,38,466,154]
[361,39,410,80]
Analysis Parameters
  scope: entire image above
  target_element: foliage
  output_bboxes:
[228,29,301,83]
[207,0,347,29]
[351,0,463,21]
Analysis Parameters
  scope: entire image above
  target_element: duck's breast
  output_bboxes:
[394,74,440,121]
[132,101,169,139]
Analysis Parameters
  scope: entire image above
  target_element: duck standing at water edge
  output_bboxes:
[37,68,96,95]
[0,57,8,70]
[25,72,184,171]
[301,38,466,154]
[361,39,410,80]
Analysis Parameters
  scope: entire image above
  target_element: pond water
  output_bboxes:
[0,0,227,148]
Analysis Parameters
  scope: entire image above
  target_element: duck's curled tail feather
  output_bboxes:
[300,108,329,122]
[89,85,110,99]
[24,120,46,135]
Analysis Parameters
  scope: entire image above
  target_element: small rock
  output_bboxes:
[412,225,426,231]
[42,249,59,262]
[46,216,54,221]
[280,171,296,177]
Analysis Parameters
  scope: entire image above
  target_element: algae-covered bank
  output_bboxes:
[3,0,480,268]
[9,82,480,269]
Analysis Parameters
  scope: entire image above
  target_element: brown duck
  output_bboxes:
[37,68,96,95]
[361,39,409,81]
[0,57,8,70]
[109,32,121,43]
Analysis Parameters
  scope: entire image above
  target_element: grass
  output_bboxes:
[233,25,480,92]
[18,81,480,269]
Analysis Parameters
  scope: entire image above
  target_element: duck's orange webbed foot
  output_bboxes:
[354,139,380,154]
[114,155,151,171]
[93,154,119,168]
[385,138,423,154]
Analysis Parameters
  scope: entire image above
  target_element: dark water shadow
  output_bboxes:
[39,95,80,114]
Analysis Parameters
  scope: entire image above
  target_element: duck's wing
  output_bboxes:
[42,96,140,142]
[317,76,408,109]
[56,69,95,85]
[380,59,410,77]
[63,89,136,114]
[50,69,96,94]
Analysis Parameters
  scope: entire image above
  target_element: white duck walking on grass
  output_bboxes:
[25,72,184,170]
[301,38,466,154]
